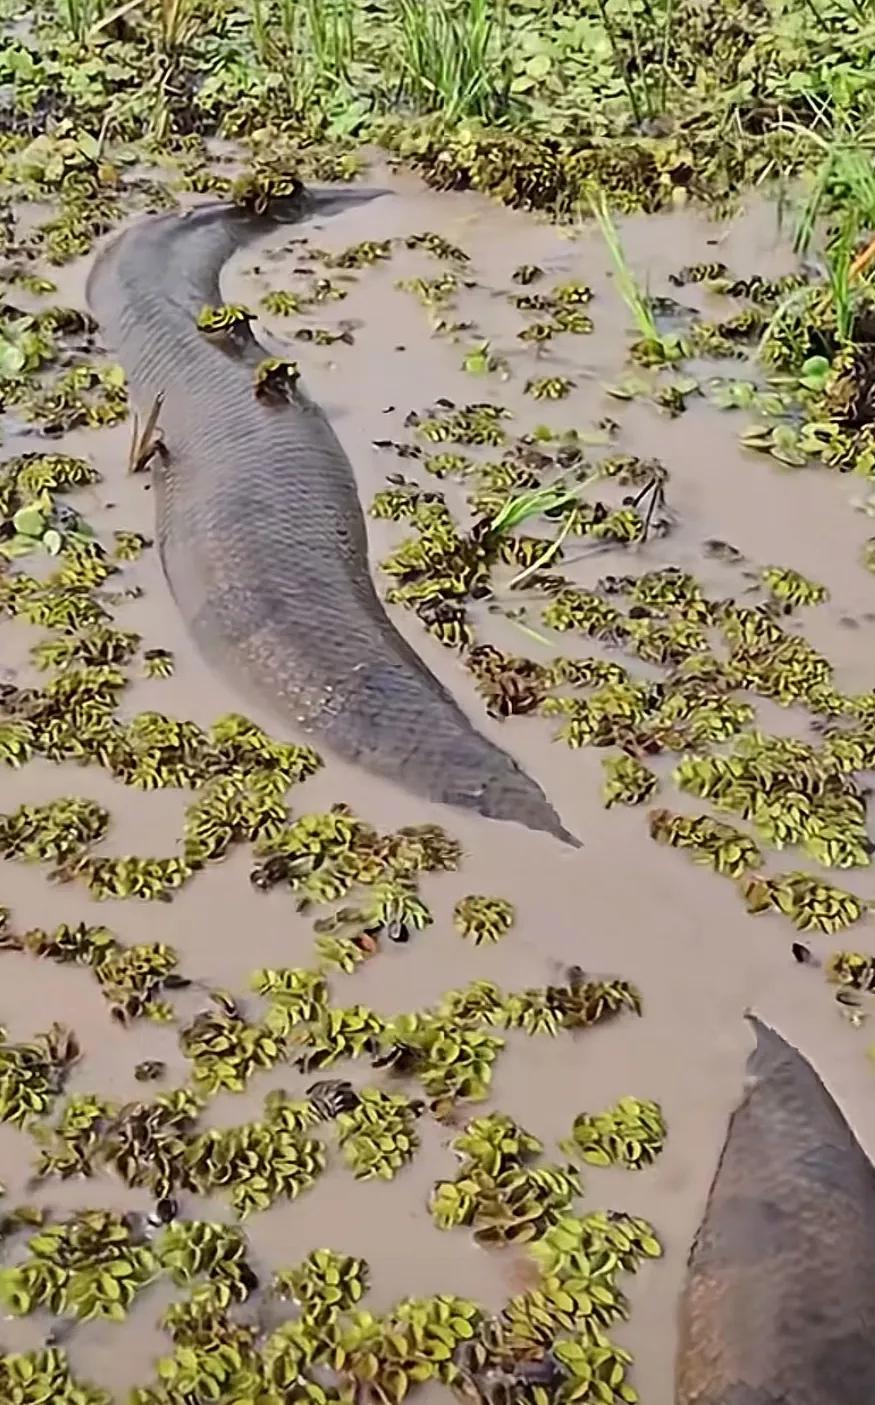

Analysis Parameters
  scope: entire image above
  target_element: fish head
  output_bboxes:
[271,184,393,222]
[453,765,581,849]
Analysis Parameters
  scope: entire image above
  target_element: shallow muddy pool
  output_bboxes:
[2,163,875,1403]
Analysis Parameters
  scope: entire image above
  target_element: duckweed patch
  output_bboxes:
[0,1022,79,1127]
[742,872,867,935]
[562,1098,667,1170]
[2,919,179,1023]
[453,895,516,945]
[336,1088,421,1180]
[0,1207,661,1405]
[0,1210,157,1321]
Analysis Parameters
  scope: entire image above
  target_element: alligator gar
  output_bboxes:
[676,1013,875,1404]
[87,187,579,846]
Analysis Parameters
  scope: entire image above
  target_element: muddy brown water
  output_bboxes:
[3,164,875,1401]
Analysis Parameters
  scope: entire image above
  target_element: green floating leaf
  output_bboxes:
[12,504,46,538]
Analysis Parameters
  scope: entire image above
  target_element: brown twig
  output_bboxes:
[850,236,875,281]
[128,393,166,474]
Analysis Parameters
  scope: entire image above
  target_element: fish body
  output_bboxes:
[677,1014,875,1404]
[87,194,578,847]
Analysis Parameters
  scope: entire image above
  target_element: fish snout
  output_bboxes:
[304,185,394,218]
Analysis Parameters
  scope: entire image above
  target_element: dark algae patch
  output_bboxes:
[5,0,875,1401]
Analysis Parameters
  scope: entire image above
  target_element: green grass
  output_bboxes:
[485,479,588,591]
[301,0,355,86]
[593,0,676,126]
[792,136,875,257]
[18,0,875,225]
[488,479,584,539]
[393,0,511,122]
[825,214,857,343]
[589,190,660,342]
[762,141,875,366]
[53,0,104,42]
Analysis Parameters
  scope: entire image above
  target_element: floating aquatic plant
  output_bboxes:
[273,1247,368,1317]
[254,356,301,401]
[674,733,870,869]
[743,871,866,934]
[603,756,659,808]
[195,303,254,336]
[563,1097,667,1169]
[181,1008,284,1093]
[826,950,875,994]
[314,931,377,972]
[761,565,828,608]
[0,795,108,863]
[504,972,643,1038]
[0,1022,79,1127]
[453,895,515,944]
[181,1100,326,1216]
[73,853,194,902]
[336,1088,421,1180]
[0,1349,109,1405]
[158,1221,257,1305]
[261,289,306,316]
[295,1004,385,1073]
[0,1210,157,1321]
[525,375,574,400]
[412,401,510,447]
[6,919,180,1022]
[143,648,175,679]
[438,980,507,1028]
[649,809,762,878]
[254,966,328,1036]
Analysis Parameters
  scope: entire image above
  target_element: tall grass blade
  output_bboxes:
[593,0,642,125]
[489,479,582,538]
[394,0,509,122]
[826,214,857,342]
[589,190,659,341]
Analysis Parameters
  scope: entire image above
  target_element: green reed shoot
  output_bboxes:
[506,512,580,590]
[54,0,104,42]
[251,0,353,110]
[394,0,511,122]
[250,0,272,63]
[826,214,857,343]
[487,478,588,590]
[593,0,676,124]
[763,197,868,368]
[589,190,660,341]
[302,0,355,85]
[488,480,584,540]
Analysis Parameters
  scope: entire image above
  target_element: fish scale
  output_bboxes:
[677,1014,875,1404]
[86,195,579,846]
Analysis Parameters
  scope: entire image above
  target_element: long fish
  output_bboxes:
[677,1013,875,1404]
[87,184,579,847]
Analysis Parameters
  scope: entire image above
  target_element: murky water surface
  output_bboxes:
[3,165,875,1402]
